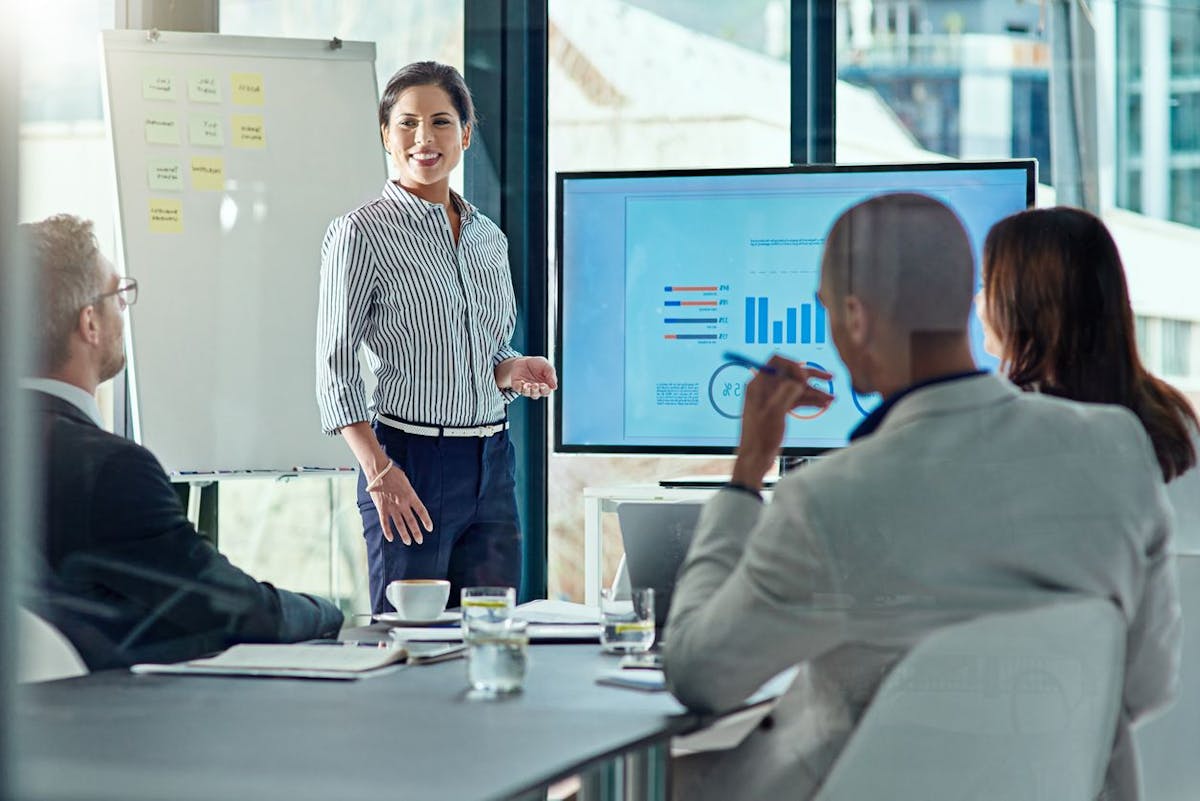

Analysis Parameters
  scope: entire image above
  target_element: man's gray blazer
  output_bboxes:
[665,374,1181,801]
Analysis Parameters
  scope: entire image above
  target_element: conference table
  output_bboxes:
[15,637,703,801]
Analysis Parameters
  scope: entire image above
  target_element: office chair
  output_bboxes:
[17,607,89,683]
[811,598,1125,801]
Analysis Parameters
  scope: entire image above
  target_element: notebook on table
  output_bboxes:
[131,642,408,680]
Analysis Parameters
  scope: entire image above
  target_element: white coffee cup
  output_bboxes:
[386,579,451,621]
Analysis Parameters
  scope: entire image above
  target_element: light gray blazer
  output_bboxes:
[665,374,1181,801]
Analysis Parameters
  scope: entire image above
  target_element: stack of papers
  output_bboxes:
[515,599,601,625]
[131,643,407,681]
[382,600,602,643]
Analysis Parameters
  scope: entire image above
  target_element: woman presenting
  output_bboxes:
[316,61,556,614]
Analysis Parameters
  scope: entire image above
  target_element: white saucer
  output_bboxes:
[373,610,461,627]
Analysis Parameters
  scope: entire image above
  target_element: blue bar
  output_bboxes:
[815,296,826,344]
[772,321,783,344]
[801,304,812,344]
[786,308,797,344]
[665,318,718,324]
[757,297,768,344]
[664,286,673,292]
[665,300,681,307]
[744,297,755,343]
[671,334,720,340]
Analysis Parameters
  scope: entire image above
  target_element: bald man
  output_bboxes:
[664,194,1180,801]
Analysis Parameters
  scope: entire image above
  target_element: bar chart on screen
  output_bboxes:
[661,283,730,342]
[744,294,828,346]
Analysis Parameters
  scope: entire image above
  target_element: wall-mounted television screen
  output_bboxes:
[555,161,1036,455]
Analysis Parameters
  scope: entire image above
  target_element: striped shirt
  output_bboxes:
[316,181,521,434]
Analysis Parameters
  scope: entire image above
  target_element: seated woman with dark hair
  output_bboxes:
[979,206,1200,547]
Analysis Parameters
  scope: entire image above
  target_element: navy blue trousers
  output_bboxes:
[358,422,522,615]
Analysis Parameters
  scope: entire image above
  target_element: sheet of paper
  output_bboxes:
[189,114,224,147]
[516,599,602,624]
[194,643,404,672]
[144,114,180,145]
[385,624,601,643]
[232,114,266,148]
[190,156,224,191]
[231,72,264,105]
[188,71,221,103]
[142,70,177,101]
[147,159,183,191]
[129,662,402,681]
[149,199,183,233]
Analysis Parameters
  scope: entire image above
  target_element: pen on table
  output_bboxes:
[304,639,390,648]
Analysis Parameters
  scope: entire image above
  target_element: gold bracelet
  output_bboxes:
[365,460,394,492]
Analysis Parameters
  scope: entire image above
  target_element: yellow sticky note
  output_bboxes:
[143,70,177,101]
[144,114,180,145]
[189,114,224,147]
[147,159,183,191]
[189,71,221,103]
[232,114,266,148]
[231,73,264,105]
[149,199,183,233]
[190,157,224,191]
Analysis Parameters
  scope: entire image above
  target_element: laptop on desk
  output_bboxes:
[615,501,705,640]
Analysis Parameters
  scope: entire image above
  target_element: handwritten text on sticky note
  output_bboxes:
[147,160,183,191]
[189,72,221,103]
[231,73,264,105]
[144,114,180,145]
[142,70,177,101]
[149,199,183,233]
[189,114,224,147]
[190,157,225,191]
[232,114,266,148]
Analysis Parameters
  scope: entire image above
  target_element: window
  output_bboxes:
[837,0,1200,415]
[1162,318,1193,378]
[18,2,118,424]
[546,0,791,601]
[1135,313,1152,362]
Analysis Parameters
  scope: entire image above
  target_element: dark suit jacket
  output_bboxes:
[29,390,344,669]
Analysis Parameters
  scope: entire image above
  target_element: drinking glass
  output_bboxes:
[600,587,656,653]
[460,586,516,637]
[465,618,529,694]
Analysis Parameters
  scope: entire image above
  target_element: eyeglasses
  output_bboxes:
[93,277,138,309]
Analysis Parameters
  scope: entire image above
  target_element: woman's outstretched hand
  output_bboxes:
[498,356,558,399]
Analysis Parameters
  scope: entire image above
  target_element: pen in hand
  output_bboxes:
[723,351,781,375]
[722,351,835,392]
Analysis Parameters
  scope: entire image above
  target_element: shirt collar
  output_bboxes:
[849,369,988,441]
[21,377,105,429]
[382,181,475,223]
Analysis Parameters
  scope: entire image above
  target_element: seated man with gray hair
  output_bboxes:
[21,214,343,668]
[664,193,1180,801]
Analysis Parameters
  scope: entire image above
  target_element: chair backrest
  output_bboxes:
[18,608,89,683]
[812,599,1125,801]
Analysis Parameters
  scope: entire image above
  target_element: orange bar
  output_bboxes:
[663,334,677,339]
[680,301,718,307]
[668,285,719,292]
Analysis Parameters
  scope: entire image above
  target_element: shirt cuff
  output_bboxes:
[723,482,764,501]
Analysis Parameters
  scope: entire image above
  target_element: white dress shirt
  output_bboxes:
[316,182,521,434]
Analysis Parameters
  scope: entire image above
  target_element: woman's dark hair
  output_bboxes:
[983,206,1198,481]
[378,61,475,129]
